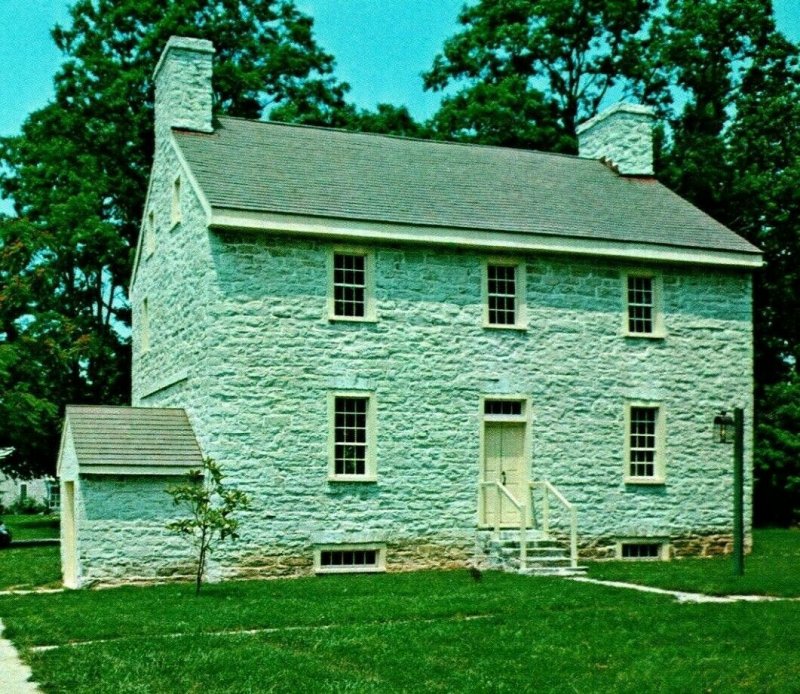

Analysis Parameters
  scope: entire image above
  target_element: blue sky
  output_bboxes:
[0,0,799,140]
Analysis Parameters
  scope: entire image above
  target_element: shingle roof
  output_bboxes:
[174,116,759,256]
[65,406,202,472]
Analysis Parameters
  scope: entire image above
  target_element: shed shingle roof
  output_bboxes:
[65,406,202,472]
[174,116,759,256]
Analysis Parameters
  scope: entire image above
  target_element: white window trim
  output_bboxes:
[144,209,155,259]
[624,401,666,484]
[314,544,386,574]
[483,258,527,330]
[327,247,377,322]
[617,539,669,561]
[621,271,665,338]
[170,175,182,229]
[328,391,377,482]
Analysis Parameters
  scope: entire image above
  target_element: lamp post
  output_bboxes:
[713,409,744,576]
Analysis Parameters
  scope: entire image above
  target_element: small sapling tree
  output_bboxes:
[166,458,250,594]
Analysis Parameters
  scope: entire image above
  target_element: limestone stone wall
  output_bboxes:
[129,211,752,582]
[75,476,196,587]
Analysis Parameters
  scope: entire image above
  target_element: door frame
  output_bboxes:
[478,394,532,528]
[62,481,78,589]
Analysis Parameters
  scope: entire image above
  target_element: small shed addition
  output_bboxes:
[56,406,203,588]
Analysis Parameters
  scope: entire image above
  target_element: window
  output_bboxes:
[484,399,524,417]
[46,480,60,512]
[171,176,182,226]
[624,273,664,336]
[484,261,526,328]
[314,545,385,573]
[625,403,664,483]
[329,250,375,321]
[620,542,664,560]
[144,210,155,258]
[140,298,150,353]
[329,393,376,480]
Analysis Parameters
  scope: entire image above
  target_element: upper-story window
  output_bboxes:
[625,403,665,483]
[171,176,182,227]
[624,273,664,337]
[484,261,526,329]
[144,209,155,258]
[329,249,375,321]
[140,298,150,353]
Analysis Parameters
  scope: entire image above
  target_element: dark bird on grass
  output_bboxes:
[469,566,482,582]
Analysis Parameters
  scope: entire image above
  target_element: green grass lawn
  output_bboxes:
[0,570,798,692]
[2,514,60,541]
[0,546,62,591]
[0,529,798,691]
[0,515,61,591]
[586,528,800,597]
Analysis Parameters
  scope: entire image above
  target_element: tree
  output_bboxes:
[423,0,656,150]
[166,458,250,594]
[650,0,777,221]
[0,0,350,478]
[754,379,800,526]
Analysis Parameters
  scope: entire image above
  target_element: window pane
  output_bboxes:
[333,253,367,318]
[629,406,658,478]
[627,276,654,333]
[487,265,518,325]
[334,397,368,476]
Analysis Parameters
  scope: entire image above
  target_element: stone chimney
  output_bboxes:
[576,103,655,176]
[153,36,215,141]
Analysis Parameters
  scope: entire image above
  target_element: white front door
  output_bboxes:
[482,422,526,526]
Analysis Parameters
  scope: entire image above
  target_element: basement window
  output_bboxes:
[620,542,663,560]
[315,545,385,574]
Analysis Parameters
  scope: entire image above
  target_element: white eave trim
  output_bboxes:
[79,464,201,476]
[208,208,763,269]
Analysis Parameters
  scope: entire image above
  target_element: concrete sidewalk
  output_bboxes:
[0,619,41,693]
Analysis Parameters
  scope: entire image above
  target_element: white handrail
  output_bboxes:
[480,481,527,569]
[530,480,578,569]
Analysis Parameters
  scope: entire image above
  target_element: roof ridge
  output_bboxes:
[209,115,589,162]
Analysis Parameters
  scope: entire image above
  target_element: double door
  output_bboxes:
[482,422,527,527]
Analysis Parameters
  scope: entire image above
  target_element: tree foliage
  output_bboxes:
[166,458,251,594]
[0,0,350,478]
[423,0,656,149]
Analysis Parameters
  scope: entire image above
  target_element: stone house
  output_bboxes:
[57,36,760,588]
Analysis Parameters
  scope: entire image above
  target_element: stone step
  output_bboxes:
[518,565,588,577]
[496,545,566,556]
